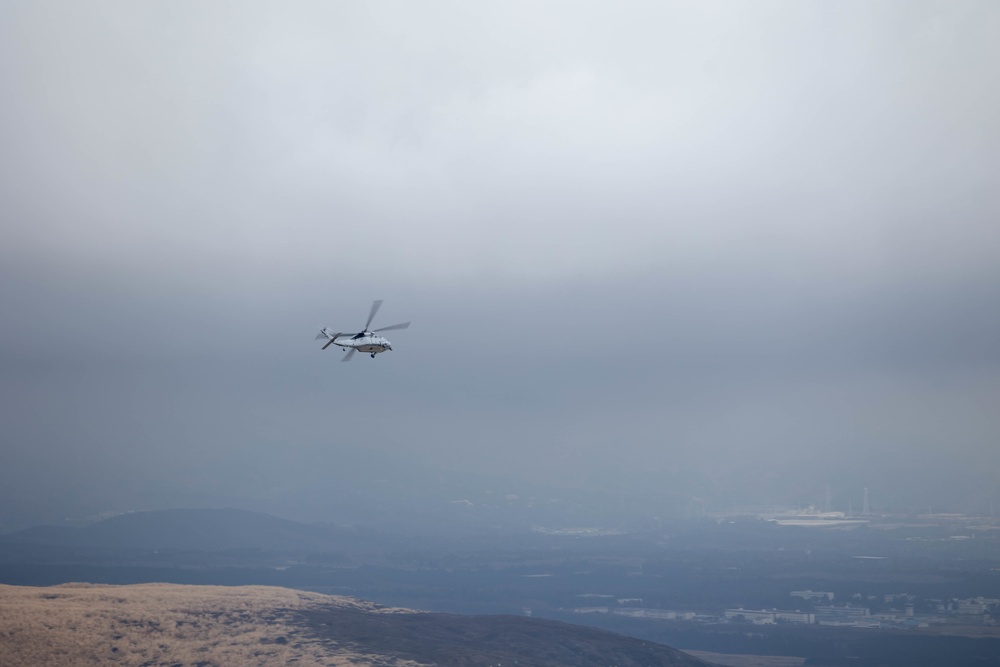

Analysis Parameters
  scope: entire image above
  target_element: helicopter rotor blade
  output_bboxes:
[341,348,357,362]
[372,321,410,333]
[364,300,383,331]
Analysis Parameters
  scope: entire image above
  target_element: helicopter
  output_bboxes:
[315,300,410,361]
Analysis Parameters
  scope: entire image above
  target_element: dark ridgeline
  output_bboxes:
[0,507,368,552]
[296,604,712,667]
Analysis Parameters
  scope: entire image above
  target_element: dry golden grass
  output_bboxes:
[0,582,425,667]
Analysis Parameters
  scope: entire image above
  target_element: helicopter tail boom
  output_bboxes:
[318,329,343,350]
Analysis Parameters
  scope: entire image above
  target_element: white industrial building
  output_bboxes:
[724,609,815,625]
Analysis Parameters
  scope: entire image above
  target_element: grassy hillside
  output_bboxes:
[0,583,397,666]
[0,583,711,667]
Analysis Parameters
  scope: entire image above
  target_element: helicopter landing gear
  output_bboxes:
[371,353,376,358]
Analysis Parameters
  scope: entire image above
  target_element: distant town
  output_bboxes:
[572,590,1000,630]
[562,507,1000,632]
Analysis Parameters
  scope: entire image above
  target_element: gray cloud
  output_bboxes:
[2,1,999,528]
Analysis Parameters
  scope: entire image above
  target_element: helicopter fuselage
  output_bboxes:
[335,333,392,354]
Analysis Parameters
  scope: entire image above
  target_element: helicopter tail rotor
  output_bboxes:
[318,329,343,350]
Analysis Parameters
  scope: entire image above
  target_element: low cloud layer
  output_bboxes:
[2,1,998,528]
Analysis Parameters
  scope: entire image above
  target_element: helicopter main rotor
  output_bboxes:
[344,299,410,337]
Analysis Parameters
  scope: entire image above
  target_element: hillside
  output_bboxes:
[1,508,373,553]
[0,583,713,667]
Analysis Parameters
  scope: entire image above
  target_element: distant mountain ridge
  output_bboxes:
[0,507,370,553]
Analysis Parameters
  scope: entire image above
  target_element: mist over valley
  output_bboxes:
[2,1,999,665]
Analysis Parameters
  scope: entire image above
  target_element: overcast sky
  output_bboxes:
[2,1,999,528]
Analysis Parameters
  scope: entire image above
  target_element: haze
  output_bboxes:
[2,1,998,529]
